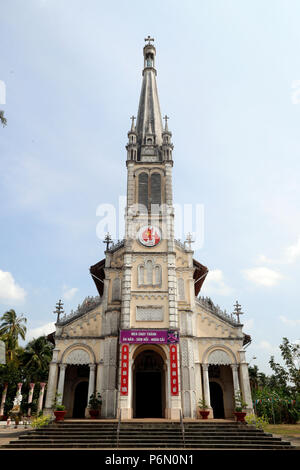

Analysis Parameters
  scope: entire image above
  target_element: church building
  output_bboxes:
[44,38,253,421]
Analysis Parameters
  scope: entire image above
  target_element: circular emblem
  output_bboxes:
[138,226,161,247]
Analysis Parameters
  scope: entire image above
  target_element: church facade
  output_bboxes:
[44,39,253,420]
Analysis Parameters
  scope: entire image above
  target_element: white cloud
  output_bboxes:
[0,269,26,303]
[243,266,284,287]
[255,236,300,266]
[279,315,300,327]
[285,237,300,263]
[257,340,278,354]
[26,322,56,342]
[201,269,234,296]
[62,286,78,301]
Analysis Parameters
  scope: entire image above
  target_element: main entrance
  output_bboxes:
[209,381,225,419]
[133,349,165,418]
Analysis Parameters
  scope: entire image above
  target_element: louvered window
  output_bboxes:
[138,173,148,213]
[150,173,161,206]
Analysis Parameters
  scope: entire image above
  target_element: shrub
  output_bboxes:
[245,413,268,430]
[31,415,51,429]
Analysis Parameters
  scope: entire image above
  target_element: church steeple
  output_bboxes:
[127,36,172,162]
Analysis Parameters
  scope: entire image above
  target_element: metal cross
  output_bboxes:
[185,232,194,250]
[145,35,154,45]
[233,301,244,323]
[103,233,112,251]
[53,299,64,323]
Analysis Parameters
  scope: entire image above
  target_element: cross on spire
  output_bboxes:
[53,299,64,324]
[103,233,112,251]
[145,35,154,45]
[233,301,244,323]
[185,232,194,250]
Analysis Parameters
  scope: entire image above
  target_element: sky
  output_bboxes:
[0,0,300,375]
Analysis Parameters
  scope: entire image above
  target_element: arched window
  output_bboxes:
[146,260,153,284]
[154,265,161,285]
[138,265,145,285]
[138,172,148,213]
[150,173,161,206]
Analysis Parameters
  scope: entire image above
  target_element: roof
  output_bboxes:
[193,259,209,296]
[90,258,105,296]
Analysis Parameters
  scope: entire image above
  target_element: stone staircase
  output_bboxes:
[1,421,295,450]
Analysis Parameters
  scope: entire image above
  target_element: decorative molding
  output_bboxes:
[207,349,232,365]
[64,349,91,365]
[136,306,164,322]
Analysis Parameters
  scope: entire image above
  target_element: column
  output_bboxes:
[239,350,254,412]
[202,364,211,408]
[57,364,67,404]
[87,364,96,406]
[37,383,46,413]
[27,383,35,416]
[44,362,58,410]
[0,383,8,417]
[231,364,241,400]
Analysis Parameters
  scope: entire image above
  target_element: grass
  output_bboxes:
[265,424,300,436]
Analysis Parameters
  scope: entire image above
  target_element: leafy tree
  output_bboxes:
[21,336,54,382]
[0,310,27,362]
[269,337,300,394]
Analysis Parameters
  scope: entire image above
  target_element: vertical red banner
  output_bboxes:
[120,344,129,395]
[170,344,179,395]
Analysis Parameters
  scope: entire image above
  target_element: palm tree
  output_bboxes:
[22,336,53,382]
[0,309,27,361]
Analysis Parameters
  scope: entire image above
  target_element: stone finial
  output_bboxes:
[130,115,136,132]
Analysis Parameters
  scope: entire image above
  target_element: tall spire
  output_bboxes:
[135,36,163,151]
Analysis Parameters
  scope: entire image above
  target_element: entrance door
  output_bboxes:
[73,381,88,418]
[134,350,164,418]
[209,381,225,419]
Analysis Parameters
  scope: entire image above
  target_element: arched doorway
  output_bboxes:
[209,381,225,419]
[133,349,165,418]
[73,381,88,418]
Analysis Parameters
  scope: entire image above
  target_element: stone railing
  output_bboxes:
[174,239,186,251]
[108,239,125,253]
[196,296,239,326]
[57,296,102,325]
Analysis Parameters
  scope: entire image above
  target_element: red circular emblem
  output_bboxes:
[138,226,161,247]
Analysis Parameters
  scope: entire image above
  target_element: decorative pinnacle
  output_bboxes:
[144,35,154,45]
[233,301,244,324]
[163,115,169,131]
[53,299,64,323]
[103,233,112,251]
[130,115,136,131]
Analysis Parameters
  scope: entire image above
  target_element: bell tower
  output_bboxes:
[123,36,177,330]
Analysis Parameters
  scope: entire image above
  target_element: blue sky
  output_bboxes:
[1,0,299,375]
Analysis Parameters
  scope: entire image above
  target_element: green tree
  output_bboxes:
[0,309,27,362]
[269,337,300,394]
[21,336,54,382]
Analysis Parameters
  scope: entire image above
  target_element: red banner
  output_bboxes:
[120,344,129,395]
[170,344,179,395]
